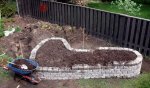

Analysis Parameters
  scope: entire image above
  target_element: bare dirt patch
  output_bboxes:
[142,59,150,73]
[1,16,114,59]
[0,77,79,88]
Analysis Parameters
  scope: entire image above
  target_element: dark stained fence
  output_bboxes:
[17,0,150,56]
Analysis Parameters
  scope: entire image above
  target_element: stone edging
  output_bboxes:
[30,37,143,80]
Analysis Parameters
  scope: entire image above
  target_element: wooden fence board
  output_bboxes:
[113,15,119,43]
[61,4,65,25]
[67,5,71,25]
[109,14,114,40]
[70,5,74,26]
[139,21,147,52]
[129,19,136,48]
[97,11,102,37]
[145,23,150,48]
[124,18,131,47]
[144,22,150,54]
[85,8,90,34]
[47,2,51,22]
[105,13,110,37]
[101,12,106,37]
[118,16,126,46]
[92,10,98,35]
[82,8,86,28]
[134,20,142,49]
[89,9,93,35]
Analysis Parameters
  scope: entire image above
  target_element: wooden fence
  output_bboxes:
[17,0,150,56]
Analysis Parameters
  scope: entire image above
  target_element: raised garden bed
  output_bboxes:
[30,37,143,80]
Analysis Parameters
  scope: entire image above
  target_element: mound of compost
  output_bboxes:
[13,59,35,70]
[36,40,137,67]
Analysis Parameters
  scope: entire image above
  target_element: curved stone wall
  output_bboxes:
[30,37,143,80]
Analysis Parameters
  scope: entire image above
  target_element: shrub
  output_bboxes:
[0,1,16,17]
[111,0,142,15]
[0,11,4,37]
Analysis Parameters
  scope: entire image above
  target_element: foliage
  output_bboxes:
[111,0,142,15]
[78,73,150,88]
[15,26,21,32]
[0,53,13,78]
[87,2,150,19]
[3,18,15,23]
[0,53,13,66]
[135,73,150,88]
[0,11,4,37]
[0,1,16,17]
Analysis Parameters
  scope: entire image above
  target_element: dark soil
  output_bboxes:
[36,40,136,67]
[13,59,35,70]
[142,59,150,72]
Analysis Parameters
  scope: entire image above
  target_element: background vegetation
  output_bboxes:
[79,73,150,88]
[0,0,17,18]
[87,0,150,19]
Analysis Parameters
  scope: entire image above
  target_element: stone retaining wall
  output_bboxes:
[30,37,143,80]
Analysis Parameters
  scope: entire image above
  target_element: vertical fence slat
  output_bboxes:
[92,10,98,35]
[82,8,86,28]
[101,12,106,37]
[61,4,65,25]
[85,8,90,34]
[35,0,39,19]
[97,11,102,37]
[145,23,150,48]
[56,3,60,24]
[144,22,150,55]
[139,21,147,52]
[56,2,59,24]
[67,5,71,25]
[59,3,62,25]
[73,6,76,26]
[124,18,131,47]
[54,2,57,23]
[109,14,114,40]
[134,20,142,49]
[118,16,126,46]
[129,19,136,48]
[70,5,73,26]
[113,15,119,43]
[65,4,68,24]
[76,6,80,28]
[89,9,93,35]
[105,13,110,38]
[47,2,51,22]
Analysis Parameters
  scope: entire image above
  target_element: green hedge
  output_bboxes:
[0,1,16,17]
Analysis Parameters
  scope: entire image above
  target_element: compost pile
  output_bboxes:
[13,59,35,70]
[36,40,137,67]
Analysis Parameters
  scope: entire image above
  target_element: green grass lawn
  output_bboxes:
[87,2,150,19]
[78,73,150,88]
